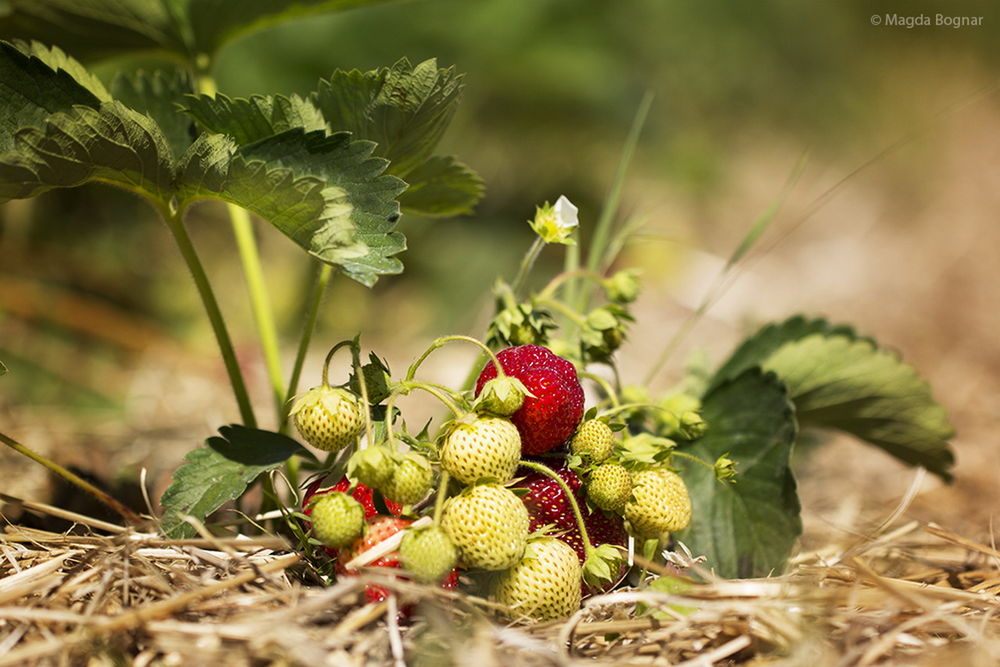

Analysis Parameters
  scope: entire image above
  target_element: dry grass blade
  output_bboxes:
[1,508,999,665]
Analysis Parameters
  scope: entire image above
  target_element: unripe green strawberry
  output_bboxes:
[493,536,582,622]
[586,464,632,514]
[291,385,365,451]
[309,492,365,548]
[400,525,458,583]
[439,416,520,485]
[347,446,397,490]
[623,468,692,538]
[442,483,529,570]
[475,376,529,416]
[384,452,434,505]
[570,419,615,464]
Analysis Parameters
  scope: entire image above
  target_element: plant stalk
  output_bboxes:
[1,431,143,526]
[280,263,333,433]
[162,207,257,427]
[518,460,595,558]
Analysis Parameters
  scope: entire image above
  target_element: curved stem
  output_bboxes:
[511,237,545,298]
[351,339,374,449]
[519,460,594,558]
[579,371,620,408]
[280,264,333,433]
[383,392,400,453]
[163,206,257,427]
[534,296,588,328]
[321,339,356,388]
[405,335,504,383]
[599,401,671,420]
[538,270,606,301]
[402,381,465,419]
[1,431,143,526]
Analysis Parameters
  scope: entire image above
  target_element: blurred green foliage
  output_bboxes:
[2,0,998,409]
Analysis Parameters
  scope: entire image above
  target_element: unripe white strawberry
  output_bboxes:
[570,419,615,464]
[291,385,365,451]
[309,491,365,548]
[384,452,434,505]
[440,416,521,485]
[442,483,529,570]
[400,525,458,583]
[586,463,632,514]
[493,536,582,622]
[623,467,691,538]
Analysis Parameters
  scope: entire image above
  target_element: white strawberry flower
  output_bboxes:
[529,194,579,245]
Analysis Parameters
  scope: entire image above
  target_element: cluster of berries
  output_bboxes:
[291,342,700,622]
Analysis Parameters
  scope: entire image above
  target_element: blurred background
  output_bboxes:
[2,0,998,544]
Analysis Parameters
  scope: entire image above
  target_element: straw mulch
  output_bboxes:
[1,496,999,666]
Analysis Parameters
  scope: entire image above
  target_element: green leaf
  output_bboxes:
[674,369,800,579]
[710,315,859,392]
[398,155,484,217]
[159,425,309,538]
[712,316,955,480]
[313,58,464,178]
[0,40,102,151]
[185,0,391,57]
[0,0,186,61]
[7,39,110,101]
[0,100,175,204]
[182,92,326,146]
[176,129,406,286]
[110,69,196,160]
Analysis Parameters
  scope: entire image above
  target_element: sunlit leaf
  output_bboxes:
[0,100,175,204]
[110,68,197,160]
[176,129,406,286]
[674,369,800,578]
[712,316,955,480]
[182,92,326,146]
[159,425,310,538]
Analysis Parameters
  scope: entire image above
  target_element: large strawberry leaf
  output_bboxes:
[398,155,484,218]
[674,369,800,579]
[0,0,185,62]
[159,425,311,538]
[182,92,327,146]
[176,129,406,286]
[313,58,483,217]
[0,40,103,151]
[6,39,110,102]
[110,69,197,160]
[711,316,955,481]
[0,101,176,204]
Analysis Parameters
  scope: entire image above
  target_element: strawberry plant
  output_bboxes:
[0,0,957,631]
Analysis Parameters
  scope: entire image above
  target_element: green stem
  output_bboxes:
[534,296,588,328]
[280,264,333,433]
[405,335,505,383]
[1,431,143,526]
[586,91,653,275]
[599,401,674,421]
[401,381,465,419]
[669,449,717,472]
[350,339,374,449]
[194,70,285,425]
[163,206,257,427]
[511,237,545,298]
[579,371,620,408]
[519,460,595,558]
[432,470,450,525]
[229,203,285,421]
[537,269,606,301]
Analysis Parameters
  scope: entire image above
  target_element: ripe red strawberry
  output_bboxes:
[516,466,627,595]
[337,515,411,603]
[475,345,584,455]
[337,516,459,604]
[302,477,403,558]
